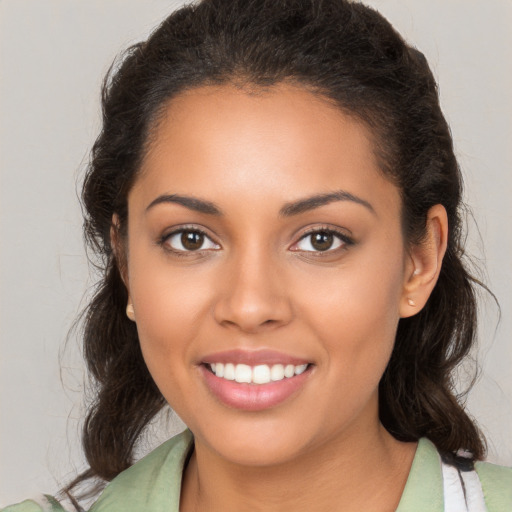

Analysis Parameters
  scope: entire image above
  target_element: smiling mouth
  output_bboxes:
[200,358,313,411]
[206,362,310,385]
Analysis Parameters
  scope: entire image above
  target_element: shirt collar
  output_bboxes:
[91,432,443,512]
[396,437,444,511]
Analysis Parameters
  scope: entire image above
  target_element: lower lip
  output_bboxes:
[200,365,312,411]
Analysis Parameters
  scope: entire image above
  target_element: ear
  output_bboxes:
[110,214,130,290]
[111,214,136,321]
[400,204,448,318]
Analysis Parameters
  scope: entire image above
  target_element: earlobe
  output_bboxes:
[126,303,136,321]
[400,204,448,318]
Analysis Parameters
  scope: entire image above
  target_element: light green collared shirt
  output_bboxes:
[4,430,511,511]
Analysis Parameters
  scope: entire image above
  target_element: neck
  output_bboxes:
[180,420,416,512]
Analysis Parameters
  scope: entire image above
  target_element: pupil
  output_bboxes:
[312,232,333,251]
[181,231,204,250]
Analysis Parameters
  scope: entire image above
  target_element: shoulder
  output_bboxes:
[89,429,193,511]
[397,438,512,512]
[2,430,193,512]
[1,495,68,512]
[475,459,512,511]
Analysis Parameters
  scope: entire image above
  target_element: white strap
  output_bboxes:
[442,462,488,512]
[460,470,488,512]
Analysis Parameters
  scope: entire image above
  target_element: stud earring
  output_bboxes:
[126,303,136,321]
[407,298,416,307]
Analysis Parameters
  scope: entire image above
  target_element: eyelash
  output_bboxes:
[158,226,219,256]
[158,226,354,256]
[290,227,354,255]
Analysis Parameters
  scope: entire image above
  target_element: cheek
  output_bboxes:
[302,248,405,382]
[127,253,214,393]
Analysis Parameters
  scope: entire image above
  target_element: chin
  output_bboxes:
[188,412,326,468]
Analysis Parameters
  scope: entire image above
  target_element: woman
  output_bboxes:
[3,0,510,510]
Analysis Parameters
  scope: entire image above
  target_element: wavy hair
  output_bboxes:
[65,0,485,503]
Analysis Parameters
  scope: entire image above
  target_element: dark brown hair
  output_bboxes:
[66,0,485,503]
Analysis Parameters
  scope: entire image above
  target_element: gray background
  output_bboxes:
[1,0,511,505]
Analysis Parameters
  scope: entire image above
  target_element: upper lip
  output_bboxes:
[201,349,311,366]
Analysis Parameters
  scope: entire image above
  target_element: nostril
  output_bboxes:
[212,278,294,332]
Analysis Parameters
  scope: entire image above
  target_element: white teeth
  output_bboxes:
[284,364,295,378]
[208,362,309,384]
[235,364,252,383]
[224,363,235,380]
[253,364,271,384]
[270,364,284,381]
[295,364,308,375]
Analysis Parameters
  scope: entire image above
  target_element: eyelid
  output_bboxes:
[289,226,354,253]
[157,224,353,255]
[158,225,221,253]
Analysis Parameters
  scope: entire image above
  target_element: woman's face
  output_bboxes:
[124,84,415,466]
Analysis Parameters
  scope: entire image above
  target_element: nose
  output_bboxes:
[213,248,293,333]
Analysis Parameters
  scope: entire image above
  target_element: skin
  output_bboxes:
[118,83,448,511]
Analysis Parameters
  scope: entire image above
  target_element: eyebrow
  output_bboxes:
[145,190,374,217]
[279,190,375,217]
[145,194,223,215]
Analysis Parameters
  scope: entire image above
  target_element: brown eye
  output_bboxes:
[293,230,347,253]
[181,230,204,250]
[310,232,334,251]
[164,229,219,252]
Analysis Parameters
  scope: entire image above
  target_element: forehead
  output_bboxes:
[132,83,401,219]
